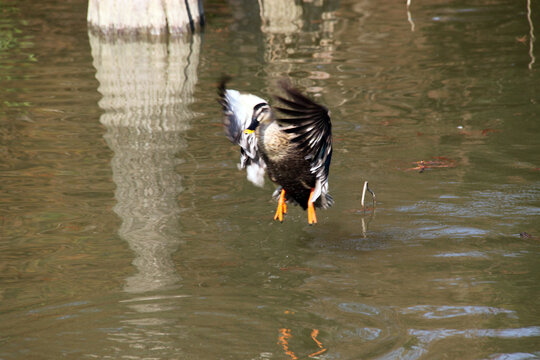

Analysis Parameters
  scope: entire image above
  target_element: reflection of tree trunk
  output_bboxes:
[89,33,201,293]
[258,0,304,34]
[88,0,204,34]
[258,0,338,89]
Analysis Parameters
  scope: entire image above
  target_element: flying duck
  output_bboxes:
[218,77,333,224]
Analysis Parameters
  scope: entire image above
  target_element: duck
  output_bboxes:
[218,76,333,224]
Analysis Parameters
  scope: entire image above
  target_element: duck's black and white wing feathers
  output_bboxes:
[218,78,268,187]
[274,82,333,207]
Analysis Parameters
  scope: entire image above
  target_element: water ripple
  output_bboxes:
[382,327,540,360]
[401,305,516,319]
[410,326,540,342]
[488,353,540,360]
[338,302,380,316]
[433,251,488,258]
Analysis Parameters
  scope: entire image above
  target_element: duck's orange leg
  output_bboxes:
[274,188,287,222]
[307,188,317,225]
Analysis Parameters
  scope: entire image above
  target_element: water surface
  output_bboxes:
[1,0,539,359]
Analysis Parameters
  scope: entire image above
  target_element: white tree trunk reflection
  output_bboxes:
[89,33,201,293]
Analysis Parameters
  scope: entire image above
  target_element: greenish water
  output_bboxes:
[1,0,539,359]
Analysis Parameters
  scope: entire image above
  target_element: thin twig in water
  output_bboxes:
[367,186,376,209]
[361,181,376,212]
[361,181,368,210]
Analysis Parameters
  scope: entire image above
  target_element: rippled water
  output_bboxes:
[1,0,539,359]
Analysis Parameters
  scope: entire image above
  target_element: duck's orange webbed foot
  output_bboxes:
[274,188,287,222]
[307,188,317,225]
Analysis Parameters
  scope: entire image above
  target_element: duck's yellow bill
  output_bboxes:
[243,129,255,134]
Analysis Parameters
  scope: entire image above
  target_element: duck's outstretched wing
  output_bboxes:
[218,77,268,187]
[274,81,333,207]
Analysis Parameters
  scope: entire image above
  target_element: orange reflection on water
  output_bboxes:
[278,328,327,359]
[308,329,327,357]
[278,328,298,360]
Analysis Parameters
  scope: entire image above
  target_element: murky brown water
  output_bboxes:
[1,0,539,359]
